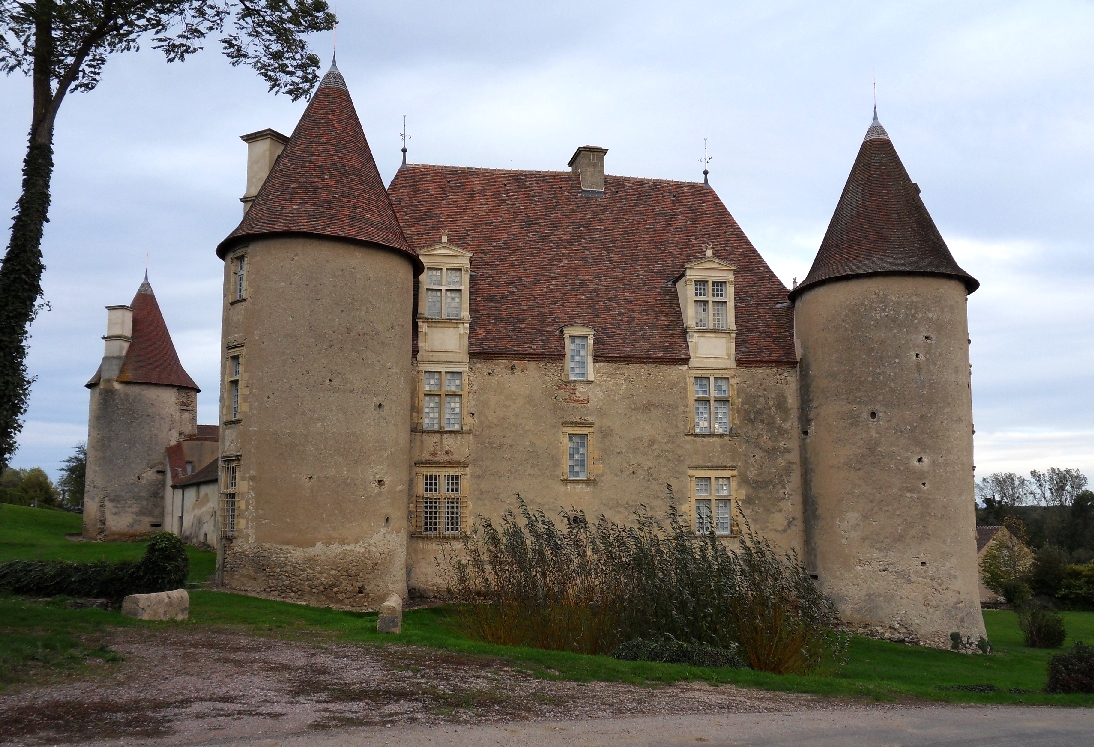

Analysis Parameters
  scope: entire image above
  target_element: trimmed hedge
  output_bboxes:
[0,532,188,601]
[612,637,745,669]
[1045,641,1094,694]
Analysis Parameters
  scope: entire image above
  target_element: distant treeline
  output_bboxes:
[0,443,85,512]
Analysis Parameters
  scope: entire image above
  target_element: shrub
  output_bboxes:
[445,493,846,674]
[1030,546,1069,599]
[1045,641,1094,693]
[1058,561,1094,610]
[612,637,745,668]
[0,532,188,601]
[1017,603,1067,648]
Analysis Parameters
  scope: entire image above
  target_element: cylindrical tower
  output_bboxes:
[214,61,421,609]
[793,112,985,646]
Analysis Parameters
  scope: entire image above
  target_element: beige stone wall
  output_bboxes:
[218,235,415,609]
[795,274,985,646]
[83,382,197,540]
[406,359,804,594]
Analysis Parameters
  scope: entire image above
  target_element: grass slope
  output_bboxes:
[0,504,216,584]
[3,504,1093,704]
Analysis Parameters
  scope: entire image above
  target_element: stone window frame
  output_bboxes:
[224,346,243,424]
[413,464,468,538]
[562,325,595,382]
[689,467,739,537]
[690,371,733,436]
[230,251,248,304]
[561,422,597,482]
[417,239,471,322]
[219,457,240,538]
[418,365,467,432]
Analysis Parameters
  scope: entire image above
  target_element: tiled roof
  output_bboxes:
[195,425,219,441]
[87,279,199,391]
[216,63,417,269]
[976,525,1004,553]
[174,457,219,487]
[387,166,796,365]
[790,113,978,300]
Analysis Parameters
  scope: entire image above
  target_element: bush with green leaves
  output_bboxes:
[612,637,744,668]
[1017,603,1067,648]
[444,493,846,674]
[0,532,188,601]
[1045,641,1094,693]
[1058,561,1094,609]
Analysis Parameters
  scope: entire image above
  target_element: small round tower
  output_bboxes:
[83,277,200,540]
[214,61,422,609]
[792,111,985,646]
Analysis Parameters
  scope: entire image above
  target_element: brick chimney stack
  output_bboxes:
[568,145,608,193]
[240,129,290,214]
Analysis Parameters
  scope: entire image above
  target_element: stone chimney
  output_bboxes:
[100,305,132,380]
[568,146,608,193]
[240,128,290,213]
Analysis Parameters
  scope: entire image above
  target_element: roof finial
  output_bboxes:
[332,14,338,69]
[706,243,713,258]
[400,115,410,167]
[699,138,712,186]
[872,71,878,123]
[144,251,149,284]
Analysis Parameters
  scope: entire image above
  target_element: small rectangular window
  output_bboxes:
[234,256,246,301]
[694,400,710,434]
[713,301,728,329]
[446,268,462,287]
[227,354,242,421]
[426,289,442,318]
[422,370,463,431]
[712,281,726,298]
[445,289,462,319]
[424,372,441,391]
[693,375,730,434]
[691,472,735,536]
[567,433,588,479]
[715,499,732,534]
[695,500,712,534]
[220,460,239,536]
[444,395,462,431]
[417,471,463,536]
[427,268,443,286]
[230,355,241,378]
[694,280,708,298]
[445,371,462,391]
[695,477,711,496]
[568,336,588,380]
[694,377,710,398]
[423,395,441,430]
[694,300,709,328]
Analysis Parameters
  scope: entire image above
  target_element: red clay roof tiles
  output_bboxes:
[791,115,978,300]
[217,65,416,268]
[388,166,796,365]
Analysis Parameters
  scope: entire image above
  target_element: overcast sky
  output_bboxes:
[1,0,1091,485]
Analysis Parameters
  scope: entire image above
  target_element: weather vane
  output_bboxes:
[699,138,713,185]
[400,115,410,167]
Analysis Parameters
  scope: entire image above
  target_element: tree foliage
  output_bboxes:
[56,441,85,510]
[0,1,335,472]
[0,465,59,507]
[978,517,1034,605]
[1030,468,1089,508]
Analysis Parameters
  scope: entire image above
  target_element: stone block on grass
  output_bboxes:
[121,589,189,621]
[377,593,402,633]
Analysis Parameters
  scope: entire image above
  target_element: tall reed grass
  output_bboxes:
[444,491,846,674]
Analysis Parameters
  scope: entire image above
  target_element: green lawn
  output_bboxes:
[3,504,1093,705]
[0,503,216,584]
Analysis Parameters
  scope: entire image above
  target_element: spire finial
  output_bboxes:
[144,251,149,284]
[699,138,713,186]
[400,115,410,167]
[872,72,878,123]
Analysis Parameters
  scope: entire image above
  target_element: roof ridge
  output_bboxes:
[402,163,709,187]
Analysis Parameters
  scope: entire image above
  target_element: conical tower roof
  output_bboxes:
[789,111,978,300]
[86,276,199,391]
[216,62,417,268]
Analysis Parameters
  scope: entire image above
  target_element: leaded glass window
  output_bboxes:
[567,433,588,479]
[693,375,730,434]
[568,336,589,380]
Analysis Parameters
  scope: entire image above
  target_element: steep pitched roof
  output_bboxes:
[976,525,1005,553]
[86,278,199,391]
[173,455,219,487]
[387,166,796,365]
[216,63,417,269]
[790,112,978,300]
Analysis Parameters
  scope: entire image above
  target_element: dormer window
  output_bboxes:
[562,325,595,381]
[425,268,463,319]
[693,279,729,330]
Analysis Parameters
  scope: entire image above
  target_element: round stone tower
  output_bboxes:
[792,111,985,646]
[214,61,422,609]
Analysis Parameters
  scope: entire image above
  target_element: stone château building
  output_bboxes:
[84,60,986,646]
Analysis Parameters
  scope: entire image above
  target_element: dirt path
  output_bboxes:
[0,626,847,746]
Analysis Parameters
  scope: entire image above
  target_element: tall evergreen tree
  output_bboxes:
[0,1,335,470]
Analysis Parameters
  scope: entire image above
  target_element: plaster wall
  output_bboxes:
[795,274,985,646]
[168,482,218,547]
[82,382,196,540]
[406,360,804,594]
[218,235,415,609]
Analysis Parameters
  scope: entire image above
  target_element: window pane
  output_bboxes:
[445,372,463,392]
[715,499,732,534]
[236,257,245,300]
[426,289,442,317]
[568,336,588,380]
[225,463,238,490]
[230,356,240,378]
[426,268,443,287]
[694,400,711,434]
[445,474,461,494]
[567,433,588,479]
[715,477,731,496]
[422,496,439,534]
[714,401,729,434]
[695,477,711,496]
[444,394,462,430]
[695,500,712,534]
[693,377,710,398]
[423,394,441,430]
[446,268,463,287]
[713,301,728,329]
[424,371,441,392]
[445,289,462,318]
[694,280,708,298]
[423,474,439,493]
[713,377,729,397]
[229,381,240,420]
[694,300,708,328]
[712,281,726,299]
[444,496,461,534]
